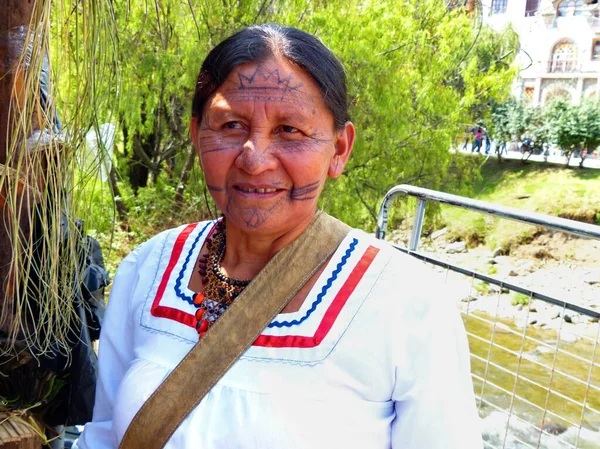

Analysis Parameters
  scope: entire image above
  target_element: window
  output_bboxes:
[593,39,600,60]
[491,0,508,14]
[557,0,584,17]
[525,0,539,16]
[524,87,535,102]
[549,40,578,72]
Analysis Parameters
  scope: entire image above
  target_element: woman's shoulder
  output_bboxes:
[346,227,430,276]
[346,227,454,317]
[122,220,215,269]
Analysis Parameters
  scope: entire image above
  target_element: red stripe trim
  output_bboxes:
[253,245,379,348]
[151,223,199,327]
[150,230,379,350]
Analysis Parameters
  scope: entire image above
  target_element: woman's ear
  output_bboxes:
[190,116,200,152]
[190,116,203,170]
[328,121,355,179]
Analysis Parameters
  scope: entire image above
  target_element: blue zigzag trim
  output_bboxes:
[174,221,213,304]
[268,238,358,328]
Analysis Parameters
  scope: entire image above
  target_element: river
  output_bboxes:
[465,311,600,449]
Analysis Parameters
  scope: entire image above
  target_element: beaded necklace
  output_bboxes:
[193,220,250,339]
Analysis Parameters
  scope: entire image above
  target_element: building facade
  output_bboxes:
[482,0,600,105]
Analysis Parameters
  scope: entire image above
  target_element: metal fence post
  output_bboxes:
[409,198,427,251]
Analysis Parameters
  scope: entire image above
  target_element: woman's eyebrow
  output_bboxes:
[277,113,310,126]
[207,103,248,121]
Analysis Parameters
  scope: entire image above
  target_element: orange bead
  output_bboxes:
[195,308,205,320]
[199,331,207,339]
[198,320,209,333]
[193,292,205,305]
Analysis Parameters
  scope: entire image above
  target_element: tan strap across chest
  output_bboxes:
[118,211,350,449]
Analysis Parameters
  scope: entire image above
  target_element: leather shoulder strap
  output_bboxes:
[119,211,350,449]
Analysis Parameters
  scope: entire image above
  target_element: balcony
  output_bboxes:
[523,59,600,77]
[547,59,580,73]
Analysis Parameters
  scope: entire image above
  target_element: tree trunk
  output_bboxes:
[174,146,197,210]
[0,0,37,330]
[130,132,155,192]
[566,149,573,167]
[0,0,36,164]
[579,148,587,169]
[108,165,130,231]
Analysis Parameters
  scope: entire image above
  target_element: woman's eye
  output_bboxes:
[280,125,300,134]
[224,121,244,130]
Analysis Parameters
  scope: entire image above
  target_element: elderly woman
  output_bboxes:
[77,24,482,449]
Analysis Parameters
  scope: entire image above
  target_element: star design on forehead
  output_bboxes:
[237,67,302,92]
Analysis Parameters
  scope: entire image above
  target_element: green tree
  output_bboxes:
[307,1,518,226]
[58,0,519,232]
[575,99,600,168]
[545,100,581,166]
[520,106,552,163]
[490,100,513,151]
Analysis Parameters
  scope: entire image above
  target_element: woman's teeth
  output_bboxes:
[239,187,278,193]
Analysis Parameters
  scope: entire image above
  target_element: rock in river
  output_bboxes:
[446,241,467,254]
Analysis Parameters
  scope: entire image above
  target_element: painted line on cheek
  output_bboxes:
[207,184,225,192]
[201,145,242,155]
[290,180,321,201]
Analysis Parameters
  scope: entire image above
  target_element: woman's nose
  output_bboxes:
[235,135,278,175]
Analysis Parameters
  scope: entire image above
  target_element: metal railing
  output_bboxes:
[376,185,600,449]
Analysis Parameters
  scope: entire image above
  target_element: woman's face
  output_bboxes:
[191,57,354,237]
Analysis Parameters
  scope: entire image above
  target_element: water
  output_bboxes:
[463,311,600,449]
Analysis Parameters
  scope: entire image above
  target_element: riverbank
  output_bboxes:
[388,227,599,337]
[439,159,600,251]
[386,224,600,448]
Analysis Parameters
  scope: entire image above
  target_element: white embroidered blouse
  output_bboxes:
[77,220,483,449]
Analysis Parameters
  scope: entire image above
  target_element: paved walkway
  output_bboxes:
[456,147,600,169]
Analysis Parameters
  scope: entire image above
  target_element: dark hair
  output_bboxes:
[191,24,349,129]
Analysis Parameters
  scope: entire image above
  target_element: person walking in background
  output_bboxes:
[472,126,484,153]
[484,128,491,155]
[462,126,473,151]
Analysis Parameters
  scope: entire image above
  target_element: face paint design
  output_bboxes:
[194,58,341,236]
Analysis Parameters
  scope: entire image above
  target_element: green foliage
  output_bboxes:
[491,99,551,156]
[441,158,600,252]
[575,99,600,162]
[511,292,530,306]
[473,281,490,295]
[54,0,518,239]
[492,98,600,165]
[315,1,517,227]
[545,100,581,160]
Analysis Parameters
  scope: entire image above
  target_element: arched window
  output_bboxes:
[549,40,578,72]
[544,88,572,104]
[557,0,584,16]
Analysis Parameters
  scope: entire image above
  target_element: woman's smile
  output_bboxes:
[233,184,285,198]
